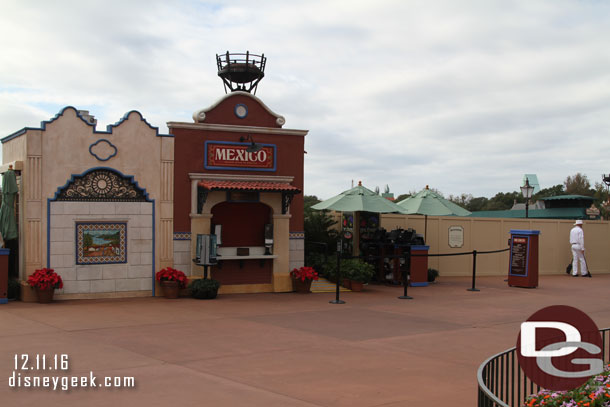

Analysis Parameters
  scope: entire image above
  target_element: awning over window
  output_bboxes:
[197,180,300,193]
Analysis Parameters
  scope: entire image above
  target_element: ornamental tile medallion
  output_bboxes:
[56,169,147,202]
[76,222,127,265]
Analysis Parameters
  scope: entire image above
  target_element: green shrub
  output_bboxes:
[344,259,375,283]
[427,268,439,282]
[323,257,374,284]
[189,278,220,299]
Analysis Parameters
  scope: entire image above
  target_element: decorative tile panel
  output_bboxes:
[76,222,127,265]
[173,232,192,240]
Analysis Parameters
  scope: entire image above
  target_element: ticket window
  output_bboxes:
[210,201,272,250]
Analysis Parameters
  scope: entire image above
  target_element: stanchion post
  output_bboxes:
[398,246,413,299]
[330,239,345,304]
[467,249,480,292]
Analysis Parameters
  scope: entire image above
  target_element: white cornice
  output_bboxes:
[167,122,307,136]
[191,91,286,127]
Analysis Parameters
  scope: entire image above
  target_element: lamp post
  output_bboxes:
[520,177,534,218]
[602,174,610,219]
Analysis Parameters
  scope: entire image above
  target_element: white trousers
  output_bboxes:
[571,244,587,275]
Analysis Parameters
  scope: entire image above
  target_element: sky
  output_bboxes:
[1,0,609,200]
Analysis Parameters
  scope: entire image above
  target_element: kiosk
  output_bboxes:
[508,230,540,288]
[168,51,307,294]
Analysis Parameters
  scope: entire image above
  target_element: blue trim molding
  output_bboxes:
[89,139,118,161]
[2,106,172,144]
[52,167,150,202]
[204,140,277,172]
[234,103,248,119]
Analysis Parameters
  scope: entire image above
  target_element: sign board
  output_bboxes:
[448,226,464,248]
[508,230,540,288]
[204,141,276,171]
[586,204,600,219]
[510,236,529,276]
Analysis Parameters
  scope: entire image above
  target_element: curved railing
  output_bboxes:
[477,328,610,407]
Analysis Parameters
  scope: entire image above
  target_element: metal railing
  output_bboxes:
[477,327,610,406]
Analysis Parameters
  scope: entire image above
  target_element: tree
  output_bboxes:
[593,182,610,220]
[304,195,321,218]
[564,173,593,196]
[484,191,522,211]
[466,196,490,212]
[533,184,564,200]
[395,193,411,203]
[448,193,472,208]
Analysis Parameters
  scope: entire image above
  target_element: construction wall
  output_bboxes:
[380,215,610,277]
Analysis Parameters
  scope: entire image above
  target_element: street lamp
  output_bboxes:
[602,174,610,219]
[520,177,534,218]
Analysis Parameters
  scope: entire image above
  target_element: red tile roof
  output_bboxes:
[198,180,300,192]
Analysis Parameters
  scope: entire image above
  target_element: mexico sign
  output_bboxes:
[204,141,276,171]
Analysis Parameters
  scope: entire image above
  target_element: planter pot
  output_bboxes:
[350,281,364,292]
[161,280,181,299]
[35,287,55,303]
[342,279,351,289]
[292,278,313,293]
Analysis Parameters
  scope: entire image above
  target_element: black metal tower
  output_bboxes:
[216,51,266,94]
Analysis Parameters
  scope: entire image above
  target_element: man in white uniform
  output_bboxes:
[569,220,590,277]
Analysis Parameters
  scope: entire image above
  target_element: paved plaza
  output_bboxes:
[2,274,610,406]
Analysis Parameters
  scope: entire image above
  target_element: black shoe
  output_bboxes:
[583,273,592,278]
[572,274,579,277]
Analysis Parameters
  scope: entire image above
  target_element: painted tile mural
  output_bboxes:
[76,222,127,265]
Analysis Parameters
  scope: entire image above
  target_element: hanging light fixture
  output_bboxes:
[239,134,262,153]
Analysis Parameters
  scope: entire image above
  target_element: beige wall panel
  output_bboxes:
[12,108,174,292]
[27,131,42,156]
[272,214,291,292]
[378,214,610,277]
[2,131,28,163]
[190,214,212,276]
[161,161,174,201]
[161,137,174,161]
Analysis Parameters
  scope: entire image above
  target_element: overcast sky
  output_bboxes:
[1,0,609,200]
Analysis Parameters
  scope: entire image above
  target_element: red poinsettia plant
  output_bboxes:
[155,267,188,288]
[290,266,319,282]
[27,268,63,290]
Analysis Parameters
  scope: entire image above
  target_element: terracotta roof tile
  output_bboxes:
[198,180,300,192]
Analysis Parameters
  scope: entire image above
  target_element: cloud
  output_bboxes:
[1,0,609,199]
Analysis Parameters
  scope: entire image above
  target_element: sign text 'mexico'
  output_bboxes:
[205,141,276,171]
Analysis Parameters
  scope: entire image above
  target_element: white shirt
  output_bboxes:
[570,226,584,249]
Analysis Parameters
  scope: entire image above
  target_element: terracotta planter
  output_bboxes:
[35,287,55,303]
[292,278,313,293]
[342,279,352,289]
[350,281,364,292]
[161,280,181,299]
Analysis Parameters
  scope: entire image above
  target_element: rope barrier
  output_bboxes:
[326,246,511,299]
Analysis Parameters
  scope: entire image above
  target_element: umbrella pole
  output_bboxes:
[330,238,345,304]
[398,247,413,299]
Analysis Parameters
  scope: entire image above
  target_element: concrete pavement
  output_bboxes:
[2,274,609,406]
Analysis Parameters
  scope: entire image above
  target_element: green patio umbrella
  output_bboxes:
[312,182,406,213]
[396,186,471,243]
[312,182,405,304]
[0,168,19,242]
